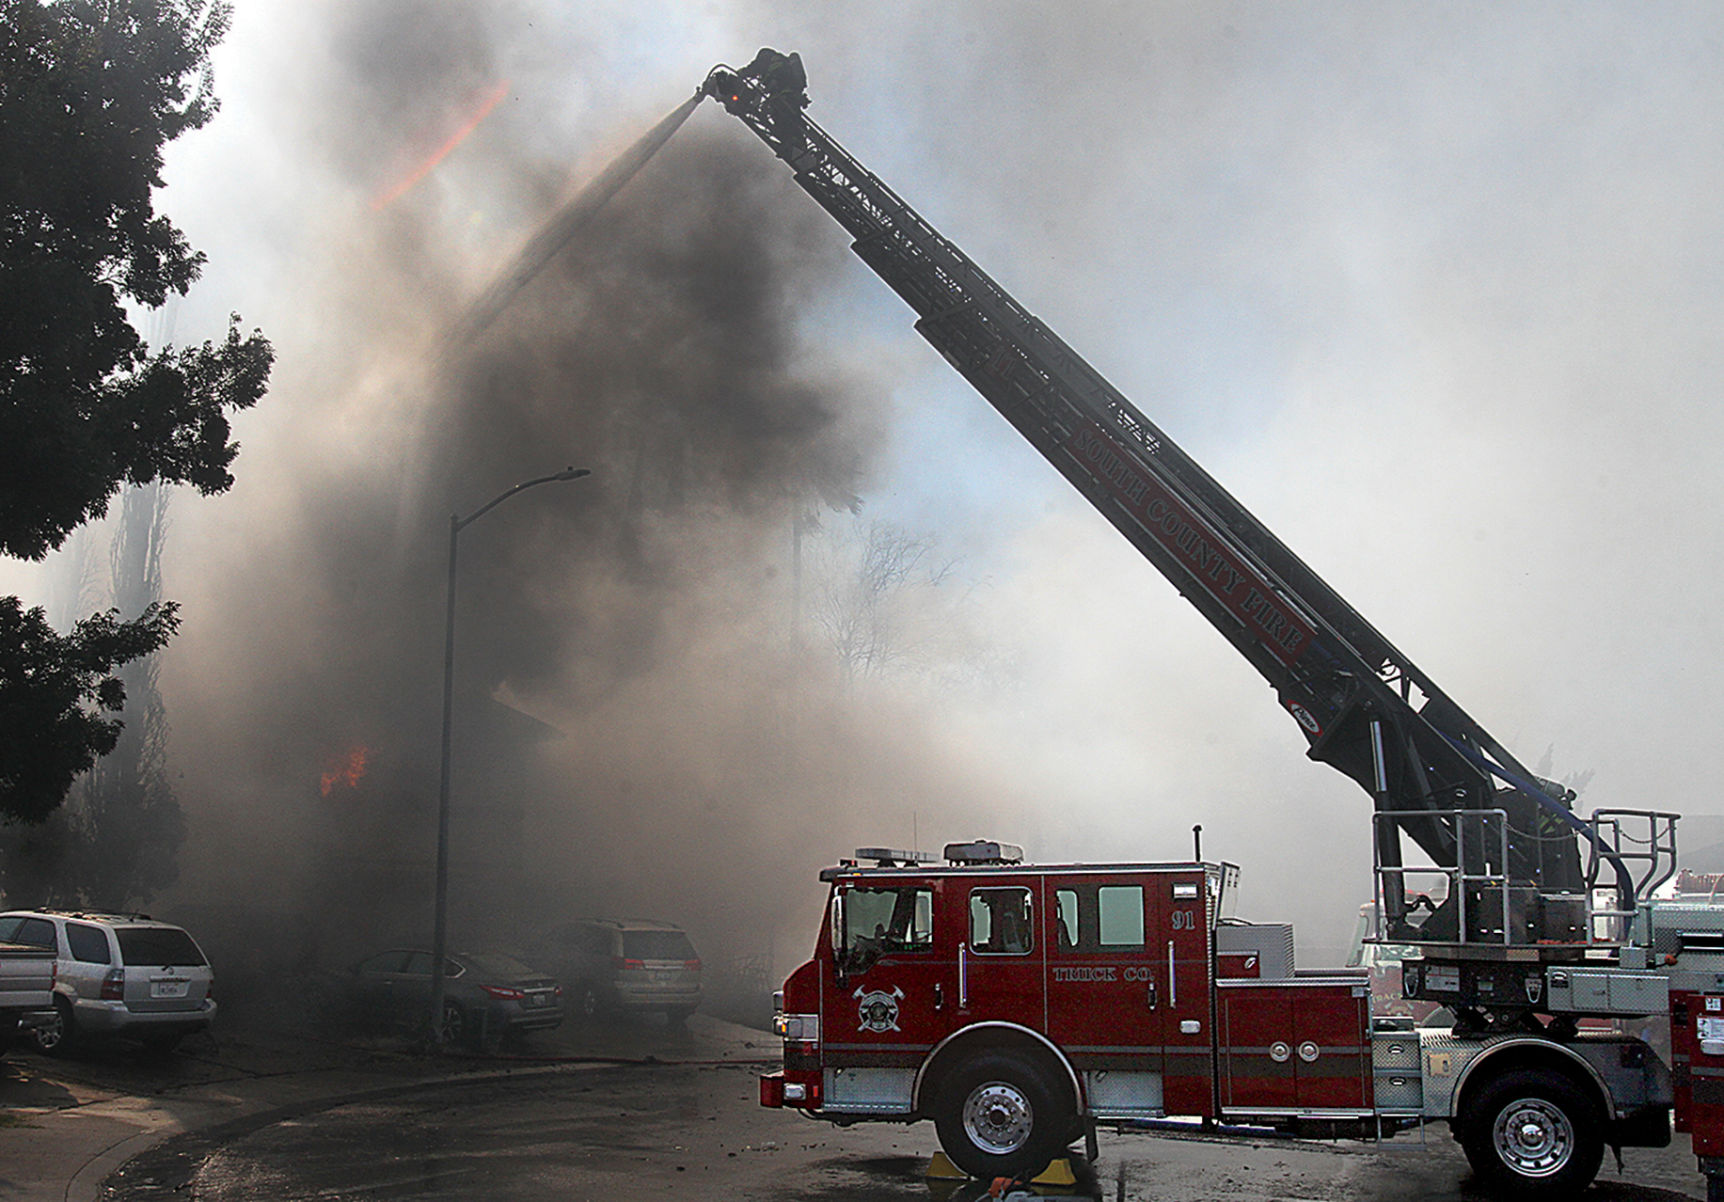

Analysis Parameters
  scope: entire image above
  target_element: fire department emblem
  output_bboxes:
[854,985,904,1033]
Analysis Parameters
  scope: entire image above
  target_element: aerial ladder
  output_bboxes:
[700,50,1678,1026]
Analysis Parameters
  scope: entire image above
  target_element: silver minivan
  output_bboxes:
[0,910,216,1053]
[530,919,702,1023]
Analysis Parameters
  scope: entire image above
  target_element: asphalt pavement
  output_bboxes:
[0,999,778,1202]
[2,1002,1714,1201]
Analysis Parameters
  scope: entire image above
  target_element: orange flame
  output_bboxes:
[321,746,370,797]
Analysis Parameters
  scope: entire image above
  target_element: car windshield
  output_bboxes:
[461,952,535,979]
[117,927,206,967]
[622,931,696,961]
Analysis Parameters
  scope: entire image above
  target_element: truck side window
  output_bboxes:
[971,887,1033,955]
[1098,885,1145,948]
[1056,889,1080,949]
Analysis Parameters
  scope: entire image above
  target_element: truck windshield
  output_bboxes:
[838,886,933,974]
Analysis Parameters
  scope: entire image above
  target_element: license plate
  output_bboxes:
[151,980,190,999]
[525,994,546,1008]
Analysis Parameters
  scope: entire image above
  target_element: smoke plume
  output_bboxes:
[146,5,1028,992]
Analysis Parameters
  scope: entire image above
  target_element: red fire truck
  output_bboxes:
[698,52,1724,1199]
[762,838,1724,1197]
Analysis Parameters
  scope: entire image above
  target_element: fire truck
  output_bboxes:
[698,51,1724,1198]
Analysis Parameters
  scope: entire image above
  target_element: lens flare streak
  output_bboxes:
[371,79,511,211]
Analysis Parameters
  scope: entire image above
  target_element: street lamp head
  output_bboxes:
[555,467,593,481]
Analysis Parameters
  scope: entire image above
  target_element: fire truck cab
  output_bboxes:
[762,841,1691,1197]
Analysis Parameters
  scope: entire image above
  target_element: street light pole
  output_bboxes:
[429,466,591,1047]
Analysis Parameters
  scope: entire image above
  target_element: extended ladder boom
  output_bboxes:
[701,51,1646,945]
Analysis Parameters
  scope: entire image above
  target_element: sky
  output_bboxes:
[9,1,1724,967]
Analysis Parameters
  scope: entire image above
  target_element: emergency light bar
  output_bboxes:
[854,847,937,866]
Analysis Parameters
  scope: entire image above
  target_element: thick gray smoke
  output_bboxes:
[14,2,1722,984]
[143,4,1030,995]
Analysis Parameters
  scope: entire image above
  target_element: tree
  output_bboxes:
[809,519,957,682]
[1,483,187,907]
[0,0,272,823]
[0,595,177,825]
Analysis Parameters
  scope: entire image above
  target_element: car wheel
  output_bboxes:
[439,1001,468,1048]
[578,985,601,1020]
[933,1052,1072,1181]
[1459,1067,1604,1198]
[33,998,73,1056]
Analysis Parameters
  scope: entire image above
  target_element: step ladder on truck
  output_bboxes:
[696,50,1724,1199]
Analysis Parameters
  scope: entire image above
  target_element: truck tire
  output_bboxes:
[1459,1067,1604,1198]
[933,1052,1072,1181]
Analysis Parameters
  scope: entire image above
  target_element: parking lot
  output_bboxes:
[0,995,1715,1202]
[0,989,770,1199]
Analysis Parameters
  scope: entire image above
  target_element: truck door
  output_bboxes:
[1044,876,1167,1118]
[958,879,1044,1026]
[824,880,949,1113]
[1160,872,1216,1116]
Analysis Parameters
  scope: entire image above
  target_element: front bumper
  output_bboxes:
[759,1068,821,1109]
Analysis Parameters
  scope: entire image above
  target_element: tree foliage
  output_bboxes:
[2,485,186,906]
[0,596,178,823]
[0,0,270,822]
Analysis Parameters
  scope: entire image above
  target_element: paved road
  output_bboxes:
[0,1000,776,1201]
[1,1004,1714,1201]
[99,1060,1715,1201]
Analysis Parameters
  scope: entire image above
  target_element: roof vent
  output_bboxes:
[944,840,1024,865]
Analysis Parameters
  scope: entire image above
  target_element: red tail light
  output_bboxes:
[613,957,646,970]
[100,969,124,1001]
[685,959,702,971]
[479,984,526,1001]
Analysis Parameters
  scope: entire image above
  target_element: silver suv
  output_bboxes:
[530,919,702,1023]
[0,910,216,1053]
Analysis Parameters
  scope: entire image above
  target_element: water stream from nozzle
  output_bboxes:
[457,91,704,341]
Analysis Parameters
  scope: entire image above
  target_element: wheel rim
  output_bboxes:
[962,1081,1034,1156]
[441,1004,463,1044]
[1492,1097,1575,1178]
